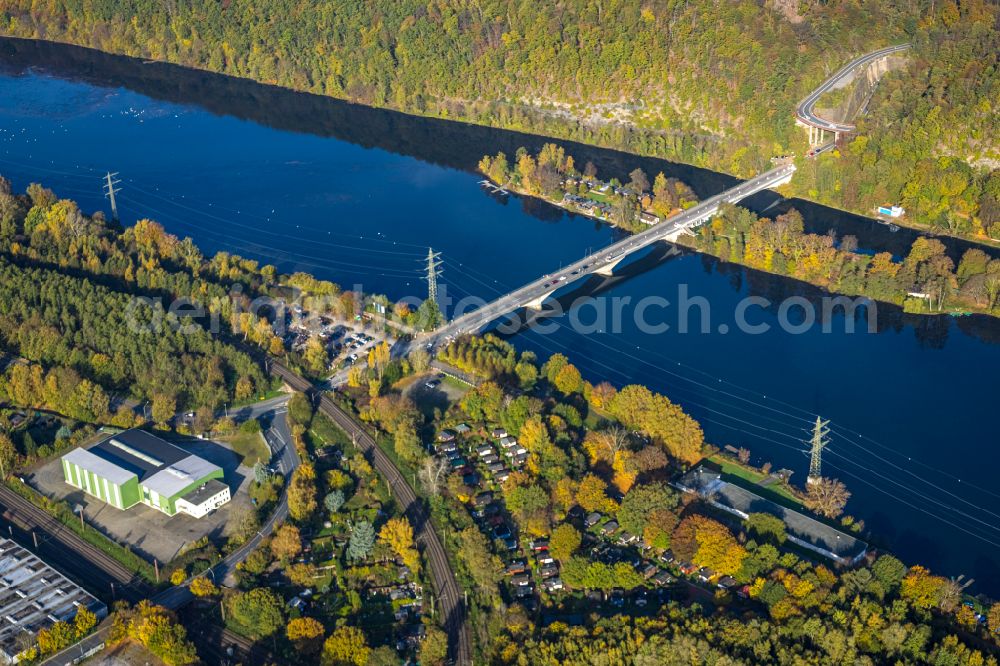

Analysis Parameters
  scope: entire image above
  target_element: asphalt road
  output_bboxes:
[795,44,910,133]
[409,163,796,350]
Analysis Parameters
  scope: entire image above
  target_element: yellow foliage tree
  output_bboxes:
[575,474,618,514]
[321,626,370,666]
[271,524,303,561]
[73,607,97,637]
[286,616,325,654]
[189,577,219,598]
[379,517,421,575]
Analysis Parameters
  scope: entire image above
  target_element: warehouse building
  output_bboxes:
[61,429,230,518]
[674,465,868,566]
[0,538,107,664]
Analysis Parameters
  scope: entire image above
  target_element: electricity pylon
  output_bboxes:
[424,247,442,304]
[807,415,830,485]
[103,172,121,221]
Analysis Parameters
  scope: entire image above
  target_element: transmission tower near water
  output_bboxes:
[424,247,442,305]
[806,415,830,485]
[103,172,121,221]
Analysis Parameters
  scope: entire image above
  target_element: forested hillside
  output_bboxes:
[0,1,996,237]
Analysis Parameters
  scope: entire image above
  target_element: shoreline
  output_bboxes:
[485,175,999,322]
[2,34,998,256]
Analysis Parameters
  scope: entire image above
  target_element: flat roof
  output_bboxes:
[88,429,190,482]
[676,466,867,561]
[178,478,229,506]
[62,447,136,486]
[0,538,106,660]
[142,454,222,499]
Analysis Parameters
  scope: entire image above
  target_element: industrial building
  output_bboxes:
[61,429,230,519]
[674,465,868,566]
[0,538,107,664]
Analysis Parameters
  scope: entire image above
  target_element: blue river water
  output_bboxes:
[1,38,999,594]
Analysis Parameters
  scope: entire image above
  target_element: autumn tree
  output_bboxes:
[553,363,583,395]
[227,588,284,639]
[379,517,421,574]
[73,607,97,637]
[303,337,329,373]
[520,415,568,481]
[288,463,318,521]
[901,566,947,610]
[575,474,618,514]
[189,577,219,598]
[420,626,449,666]
[607,385,704,463]
[151,393,176,426]
[367,341,391,383]
[321,626,370,666]
[270,524,302,561]
[457,526,503,595]
[804,477,851,518]
[673,515,747,575]
[0,433,16,477]
[550,523,582,561]
[393,423,423,465]
[286,617,325,654]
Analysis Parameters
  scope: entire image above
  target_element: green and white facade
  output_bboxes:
[61,429,230,518]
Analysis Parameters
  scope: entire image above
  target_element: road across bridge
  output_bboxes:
[420,163,796,345]
[796,44,910,138]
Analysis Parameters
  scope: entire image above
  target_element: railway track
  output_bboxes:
[0,484,151,602]
[269,360,473,666]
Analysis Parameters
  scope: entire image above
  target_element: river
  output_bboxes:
[2,37,999,595]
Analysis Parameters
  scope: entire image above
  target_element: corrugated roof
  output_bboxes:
[61,448,136,486]
[142,455,222,499]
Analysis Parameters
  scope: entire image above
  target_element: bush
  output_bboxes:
[240,418,262,433]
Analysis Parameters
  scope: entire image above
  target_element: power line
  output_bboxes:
[123,182,427,258]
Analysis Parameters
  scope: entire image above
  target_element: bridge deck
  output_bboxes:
[426,164,795,342]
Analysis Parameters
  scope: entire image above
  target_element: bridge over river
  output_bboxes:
[416,163,796,347]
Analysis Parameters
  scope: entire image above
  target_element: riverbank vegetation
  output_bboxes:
[692,205,1000,316]
[1,1,996,243]
[0,174,998,662]
[352,329,1000,663]
[480,143,696,232]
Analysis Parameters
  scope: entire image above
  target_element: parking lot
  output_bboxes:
[26,436,256,564]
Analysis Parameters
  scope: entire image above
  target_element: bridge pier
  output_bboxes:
[594,255,627,277]
[524,290,555,310]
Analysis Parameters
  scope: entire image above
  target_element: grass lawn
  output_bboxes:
[707,454,802,506]
[309,413,355,454]
[442,375,471,392]
[221,431,270,467]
